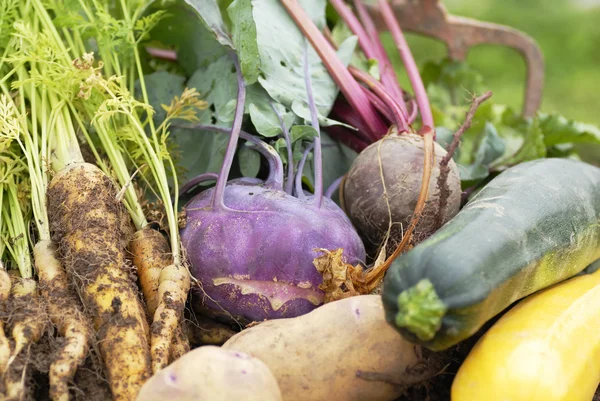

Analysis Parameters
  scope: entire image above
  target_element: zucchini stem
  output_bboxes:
[395,279,447,342]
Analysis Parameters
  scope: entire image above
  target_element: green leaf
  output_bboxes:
[290,125,319,142]
[140,66,231,183]
[457,123,506,182]
[367,59,381,81]
[227,0,260,84]
[251,0,356,118]
[137,71,186,123]
[539,113,600,147]
[187,54,238,125]
[183,0,234,48]
[305,132,358,202]
[246,85,298,137]
[146,1,228,76]
[238,145,260,177]
[422,58,484,107]
[491,109,546,168]
[290,101,355,129]
[434,126,455,151]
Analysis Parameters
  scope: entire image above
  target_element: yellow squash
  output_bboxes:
[451,267,600,401]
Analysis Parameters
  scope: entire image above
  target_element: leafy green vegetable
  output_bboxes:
[146,1,228,76]
[140,0,357,191]
[426,58,600,187]
[183,0,234,48]
[238,144,260,178]
[248,0,356,121]
[227,0,260,84]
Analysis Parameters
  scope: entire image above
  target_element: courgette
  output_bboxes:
[451,268,600,401]
[382,158,600,350]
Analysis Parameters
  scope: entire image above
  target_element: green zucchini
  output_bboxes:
[382,158,600,351]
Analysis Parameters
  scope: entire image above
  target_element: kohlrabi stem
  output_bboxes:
[179,173,219,197]
[354,0,406,111]
[184,124,284,191]
[378,0,434,130]
[270,101,294,195]
[212,53,247,211]
[281,0,387,140]
[325,175,344,199]
[349,66,409,132]
[302,43,323,208]
[295,142,314,201]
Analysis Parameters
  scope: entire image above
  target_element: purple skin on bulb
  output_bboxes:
[181,181,365,322]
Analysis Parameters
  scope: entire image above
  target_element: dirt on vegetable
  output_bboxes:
[47,162,152,401]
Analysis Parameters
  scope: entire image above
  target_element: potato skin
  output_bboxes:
[135,346,283,401]
[223,295,425,401]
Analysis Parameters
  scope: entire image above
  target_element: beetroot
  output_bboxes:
[282,0,464,264]
[342,133,461,256]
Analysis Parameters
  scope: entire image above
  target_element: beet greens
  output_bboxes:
[282,0,464,277]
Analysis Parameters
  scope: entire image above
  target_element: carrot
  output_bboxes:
[130,228,189,363]
[0,268,11,378]
[47,162,152,400]
[4,276,45,400]
[34,240,93,401]
[150,262,191,371]
[170,325,191,361]
[2,62,95,400]
[130,228,170,320]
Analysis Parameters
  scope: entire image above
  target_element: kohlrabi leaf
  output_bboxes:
[187,54,238,124]
[238,145,260,178]
[147,1,227,76]
[434,126,455,151]
[273,138,305,165]
[246,85,298,137]
[137,71,186,123]
[183,0,234,48]
[290,101,356,129]
[227,0,260,84]
[140,68,229,183]
[305,132,358,201]
[290,125,319,142]
[251,0,356,119]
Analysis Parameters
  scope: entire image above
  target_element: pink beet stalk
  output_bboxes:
[353,0,406,114]
[377,0,434,130]
[329,0,379,61]
[349,66,409,132]
[281,0,387,139]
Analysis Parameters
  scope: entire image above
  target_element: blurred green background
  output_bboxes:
[381,0,600,125]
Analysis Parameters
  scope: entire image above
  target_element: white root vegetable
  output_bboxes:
[135,346,283,401]
[223,295,432,401]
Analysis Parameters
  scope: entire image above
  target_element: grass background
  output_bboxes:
[381,0,600,125]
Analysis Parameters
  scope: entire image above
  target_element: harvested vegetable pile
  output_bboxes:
[0,0,599,401]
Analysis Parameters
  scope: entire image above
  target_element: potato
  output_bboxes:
[223,295,429,401]
[135,345,283,401]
